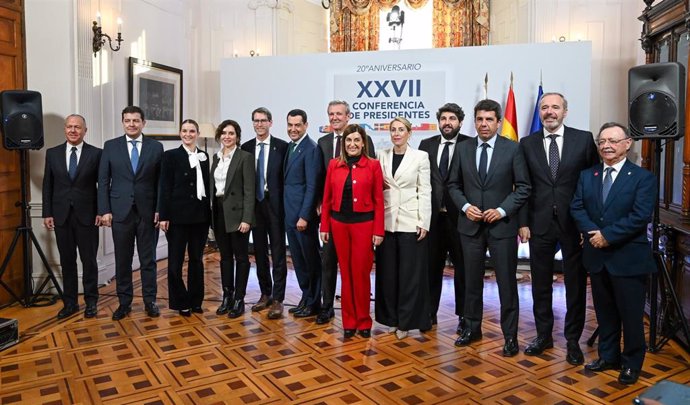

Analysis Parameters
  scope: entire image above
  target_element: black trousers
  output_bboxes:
[320,233,338,308]
[54,207,99,307]
[461,230,518,339]
[166,222,208,310]
[251,196,288,301]
[590,268,648,370]
[374,231,431,331]
[528,217,587,342]
[112,206,158,306]
[214,200,250,299]
[427,211,464,318]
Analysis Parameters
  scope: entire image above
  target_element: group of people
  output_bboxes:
[42,93,656,386]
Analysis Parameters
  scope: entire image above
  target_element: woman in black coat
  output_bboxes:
[159,119,211,316]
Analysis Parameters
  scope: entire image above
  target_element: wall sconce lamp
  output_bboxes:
[93,13,123,56]
[387,5,405,49]
[249,50,260,57]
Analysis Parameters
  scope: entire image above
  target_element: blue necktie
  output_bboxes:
[478,143,489,184]
[257,142,265,201]
[130,140,139,173]
[68,146,77,180]
[602,167,614,203]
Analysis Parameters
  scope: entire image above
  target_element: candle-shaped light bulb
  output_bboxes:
[96,12,101,26]
[117,17,122,34]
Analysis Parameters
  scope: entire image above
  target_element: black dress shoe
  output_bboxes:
[179,309,192,317]
[57,305,79,320]
[216,288,233,315]
[524,336,554,356]
[191,306,203,314]
[112,305,132,321]
[566,341,585,365]
[289,297,307,314]
[228,299,245,319]
[84,304,98,318]
[344,329,356,338]
[315,307,335,324]
[294,306,319,318]
[145,302,160,317]
[456,317,465,335]
[430,314,438,325]
[454,329,482,347]
[358,329,371,338]
[503,338,519,357]
[618,368,640,385]
[584,358,620,372]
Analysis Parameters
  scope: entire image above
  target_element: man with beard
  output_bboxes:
[519,92,598,364]
[419,103,471,331]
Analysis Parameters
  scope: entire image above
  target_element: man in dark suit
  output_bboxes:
[98,106,163,320]
[570,122,656,385]
[284,109,323,318]
[518,92,599,364]
[241,107,289,319]
[316,100,375,324]
[447,99,531,356]
[419,102,471,331]
[43,114,102,319]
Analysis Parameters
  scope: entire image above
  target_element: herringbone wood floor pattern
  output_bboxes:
[1,250,689,404]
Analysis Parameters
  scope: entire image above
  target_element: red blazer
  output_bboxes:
[320,155,384,236]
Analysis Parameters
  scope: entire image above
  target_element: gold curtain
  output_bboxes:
[433,0,489,47]
[330,0,489,52]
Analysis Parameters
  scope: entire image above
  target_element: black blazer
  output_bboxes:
[241,136,288,218]
[158,145,211,225]
[98,135,163,222]
[418,133,472,222]
[447,135,531,238]
[42,142,102,226]
[519,126,599,234]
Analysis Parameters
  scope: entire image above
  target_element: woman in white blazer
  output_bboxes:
[375,116,433,339]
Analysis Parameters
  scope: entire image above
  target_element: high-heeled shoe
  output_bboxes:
[216,288,233,315]
[388,326,398,334]
[179,309,192,317]
[228,299,245,319]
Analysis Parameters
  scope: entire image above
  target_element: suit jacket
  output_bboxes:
[519,126,598,234]
[570,160,656,276]
[320,155,385,236]
[158,145,211,225]
[42,142,102,226]
[210,148,256,232]
[377,146,432,233]
[447,135,531,238]
[418,134,472,222]
[284,134,323,225]
[241,136,288,218]
[98,135,163,222]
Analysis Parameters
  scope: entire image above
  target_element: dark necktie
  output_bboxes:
[130,140,139,172]
[257,142,265,201]
[289,142,297,158]
[439,141,451,179]
[602,167,614,203]
[334,135,342,158]
[548,134,560,180]
[68,146,78,180]
[478,143,489,184]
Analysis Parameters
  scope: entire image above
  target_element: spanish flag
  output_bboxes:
[501,73,518,141]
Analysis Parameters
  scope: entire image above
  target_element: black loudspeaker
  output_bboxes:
[0,90,44,150]
[628,62,685,140]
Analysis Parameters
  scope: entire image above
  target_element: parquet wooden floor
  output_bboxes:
[1,251,689,404]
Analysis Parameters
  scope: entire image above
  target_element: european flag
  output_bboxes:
[529,84,544,135]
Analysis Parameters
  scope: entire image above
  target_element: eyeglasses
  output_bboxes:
[596,137,629,146]
[253,119,270,124]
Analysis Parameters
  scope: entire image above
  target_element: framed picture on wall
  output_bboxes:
[128,57,182,139]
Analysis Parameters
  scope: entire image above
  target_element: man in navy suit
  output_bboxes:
[570,122,656,385]
[98,106,163,320]
[284,109,323,318]
[447,99,531,356]
[241,107,289,319]
[43,114,102,319]
[419,103,471,331]
[518,93,599,364]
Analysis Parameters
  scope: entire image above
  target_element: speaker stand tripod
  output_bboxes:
[0,149,62,307]
[647,139,690,352]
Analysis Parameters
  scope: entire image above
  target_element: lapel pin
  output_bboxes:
[594,171,599,176]
[628,171,631,175]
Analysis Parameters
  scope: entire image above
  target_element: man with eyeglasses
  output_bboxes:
[240,107,289,319]
[570,122,655,385]
[518,92,599,365]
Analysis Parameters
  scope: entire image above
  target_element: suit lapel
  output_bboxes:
[484,136,503,185]
[393,145,414,182]
[325,132,335,160]
[428,136,441,177]
[592,164,605,211]
[529,133,552,183]
[72,143,91,181]
[224,150,241,196]
[467,139,481,186]
[603,161,633,210]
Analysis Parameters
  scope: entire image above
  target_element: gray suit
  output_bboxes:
[447,135,530,338]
